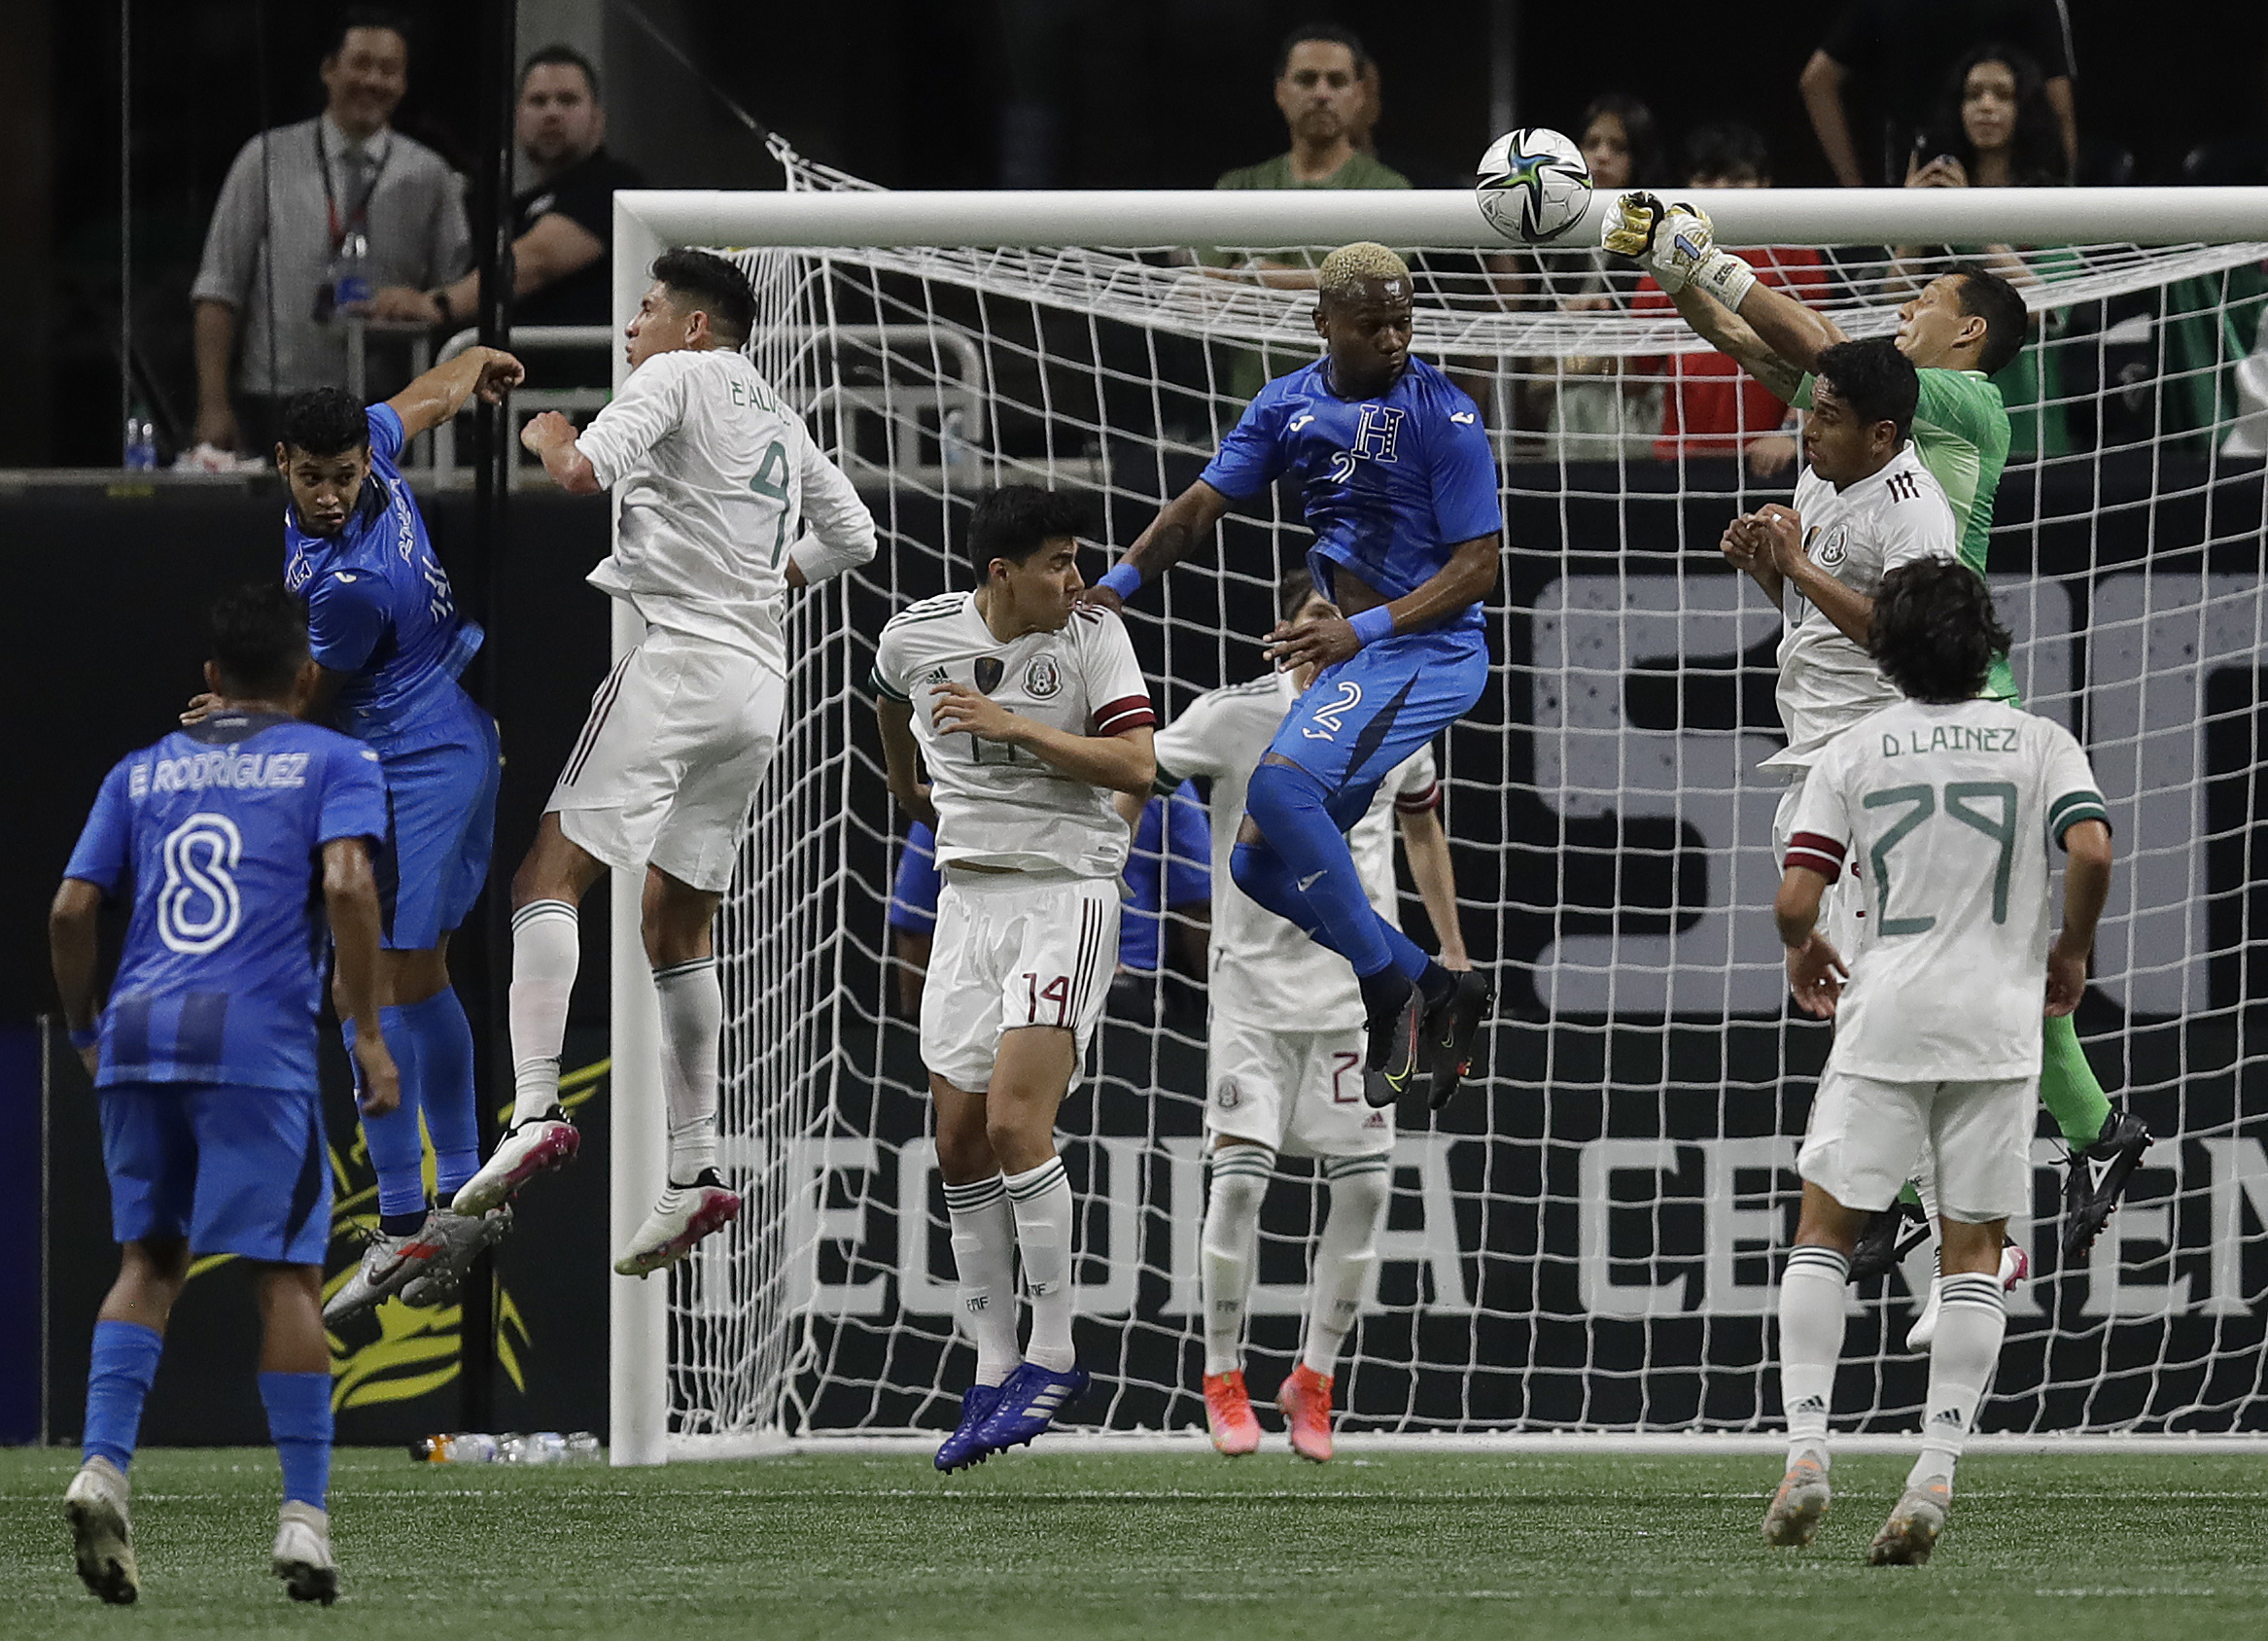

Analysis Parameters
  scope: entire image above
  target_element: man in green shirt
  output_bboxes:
[1205,24,1411,401]
[1605,198,2150,1269]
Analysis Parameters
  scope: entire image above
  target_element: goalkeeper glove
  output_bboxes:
[1598,190,1665,261]
[1657,204,1760,309]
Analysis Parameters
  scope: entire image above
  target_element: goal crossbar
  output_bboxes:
[613,186,2268,254]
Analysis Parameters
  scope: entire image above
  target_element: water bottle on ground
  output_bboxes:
[409,1432,501,1463]
[501,1431,604,1464]
[123,410,156,471]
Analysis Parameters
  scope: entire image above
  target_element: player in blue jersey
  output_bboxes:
[1087,241,1499,1106]
[53,583,396,1605]
[226,348,521,1322]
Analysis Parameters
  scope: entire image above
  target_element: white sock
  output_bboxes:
[508,900,578,1126]
[1004,1156,1076,1373]
[1200,1147,1274,1377]
[942,1173,1021,1388]
[653,958,721,1182]
[1777,1244,1850,1469]
[1303,1157,1388,1378]
[1909,1271,2006,1491]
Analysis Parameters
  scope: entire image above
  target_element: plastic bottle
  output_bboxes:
[939,405,973,471]
[501,1431,604,1465]
[123,409,157,471]
[408,1432,501,1463]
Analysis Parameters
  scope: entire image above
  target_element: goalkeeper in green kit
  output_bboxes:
[1603,195,2150,1296]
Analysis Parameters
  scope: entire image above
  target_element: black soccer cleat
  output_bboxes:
[1422,971,1494,1111]
[1363,988,1425,1109]
[1846,1195,1932,1284]
[2061,1109,2153,1263]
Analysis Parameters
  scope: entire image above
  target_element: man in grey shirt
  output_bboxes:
[192,10,471,455]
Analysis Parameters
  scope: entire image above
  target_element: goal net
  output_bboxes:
[610,143,2268,1456]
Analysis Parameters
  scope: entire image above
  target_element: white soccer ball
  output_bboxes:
[1474,127,1593,244]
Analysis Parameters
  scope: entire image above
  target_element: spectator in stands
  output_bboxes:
[1635,124,1826,475]
[371,45,645,332]
[1205,23,1411,400]
[1527,93,1667,461]
[1799,0,2076,188]
[1905,42,2072,190]
[190,9,471,457]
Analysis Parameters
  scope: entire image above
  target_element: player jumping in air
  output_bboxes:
[55,584,398,1604]
[1765,558,2112,1564]
[872,487,1157,1470]
[1606,197,2150,1274]
[1136,572,1469,1461]
[1087,241,1497,1108]
[455,250,877,1275]
[236,344,523,1325]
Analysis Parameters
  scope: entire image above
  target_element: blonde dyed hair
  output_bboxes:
[1317,241,1411,301]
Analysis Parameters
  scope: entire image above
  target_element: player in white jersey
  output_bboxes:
[1134,575,1468,1462]
[1762,559,2112,1564]
[453,251,878,1276]
[1724,337,2030,1334]
[870,487,1157,1470]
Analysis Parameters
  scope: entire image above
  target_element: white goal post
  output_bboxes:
[603,177,2268,1465]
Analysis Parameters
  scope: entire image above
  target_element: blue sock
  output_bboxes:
[399,988,479,1200]
[1239,760,1436,983]
[258,1371,332,1509]
[349,1005,428,1224]
[83,1319,163,1471]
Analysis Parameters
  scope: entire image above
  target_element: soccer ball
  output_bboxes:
[1474,127,1593,244]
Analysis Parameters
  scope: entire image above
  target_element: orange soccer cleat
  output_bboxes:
[1277,1365,1336,1463]
[1203,1370,1262,1456]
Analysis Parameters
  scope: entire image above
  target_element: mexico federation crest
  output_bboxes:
[1215,1078,1241,1110]
[973,656,1004,693]
[1024,656,1063,698]
[1812,523,1850,568]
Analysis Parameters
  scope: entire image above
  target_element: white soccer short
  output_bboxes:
[1774,775,1868,965]
[548,626,784,894]
[1205,1015,1395,1160]
[920,871,1119,1095]
[1798,1065,2035,1221]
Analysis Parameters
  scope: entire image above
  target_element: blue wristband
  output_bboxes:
[68,1026,98,1051]
[1347,605,1396,647]
[1097,562,1143,601]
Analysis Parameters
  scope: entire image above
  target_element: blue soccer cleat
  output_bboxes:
[972,1362,1089,1453]
[933,1383,1005,1473]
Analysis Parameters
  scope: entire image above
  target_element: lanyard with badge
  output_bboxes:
[312,123,392,320]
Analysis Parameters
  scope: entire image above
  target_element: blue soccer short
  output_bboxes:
[376,691,502,951]
[99,1081,331,1265]
[1267,624,1488,828]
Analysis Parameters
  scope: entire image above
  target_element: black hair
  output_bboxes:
[1946,262,2030,375]
[1682,121,1771,186]
[277,387,370,458]
[1815,336,1919,440]
[967,486,1089,579]
[210,581,312,699]
[1869,559,2011,704]
[327,7,412,60]
[1918,42,2069,187]
[1578,92,1663,189]
[1274,22,1370,78]
[650,248,756,345]
[1277,565,1330,622]
[520,42,601,101]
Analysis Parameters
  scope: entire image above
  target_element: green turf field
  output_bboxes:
[6,1446,2266,1639]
